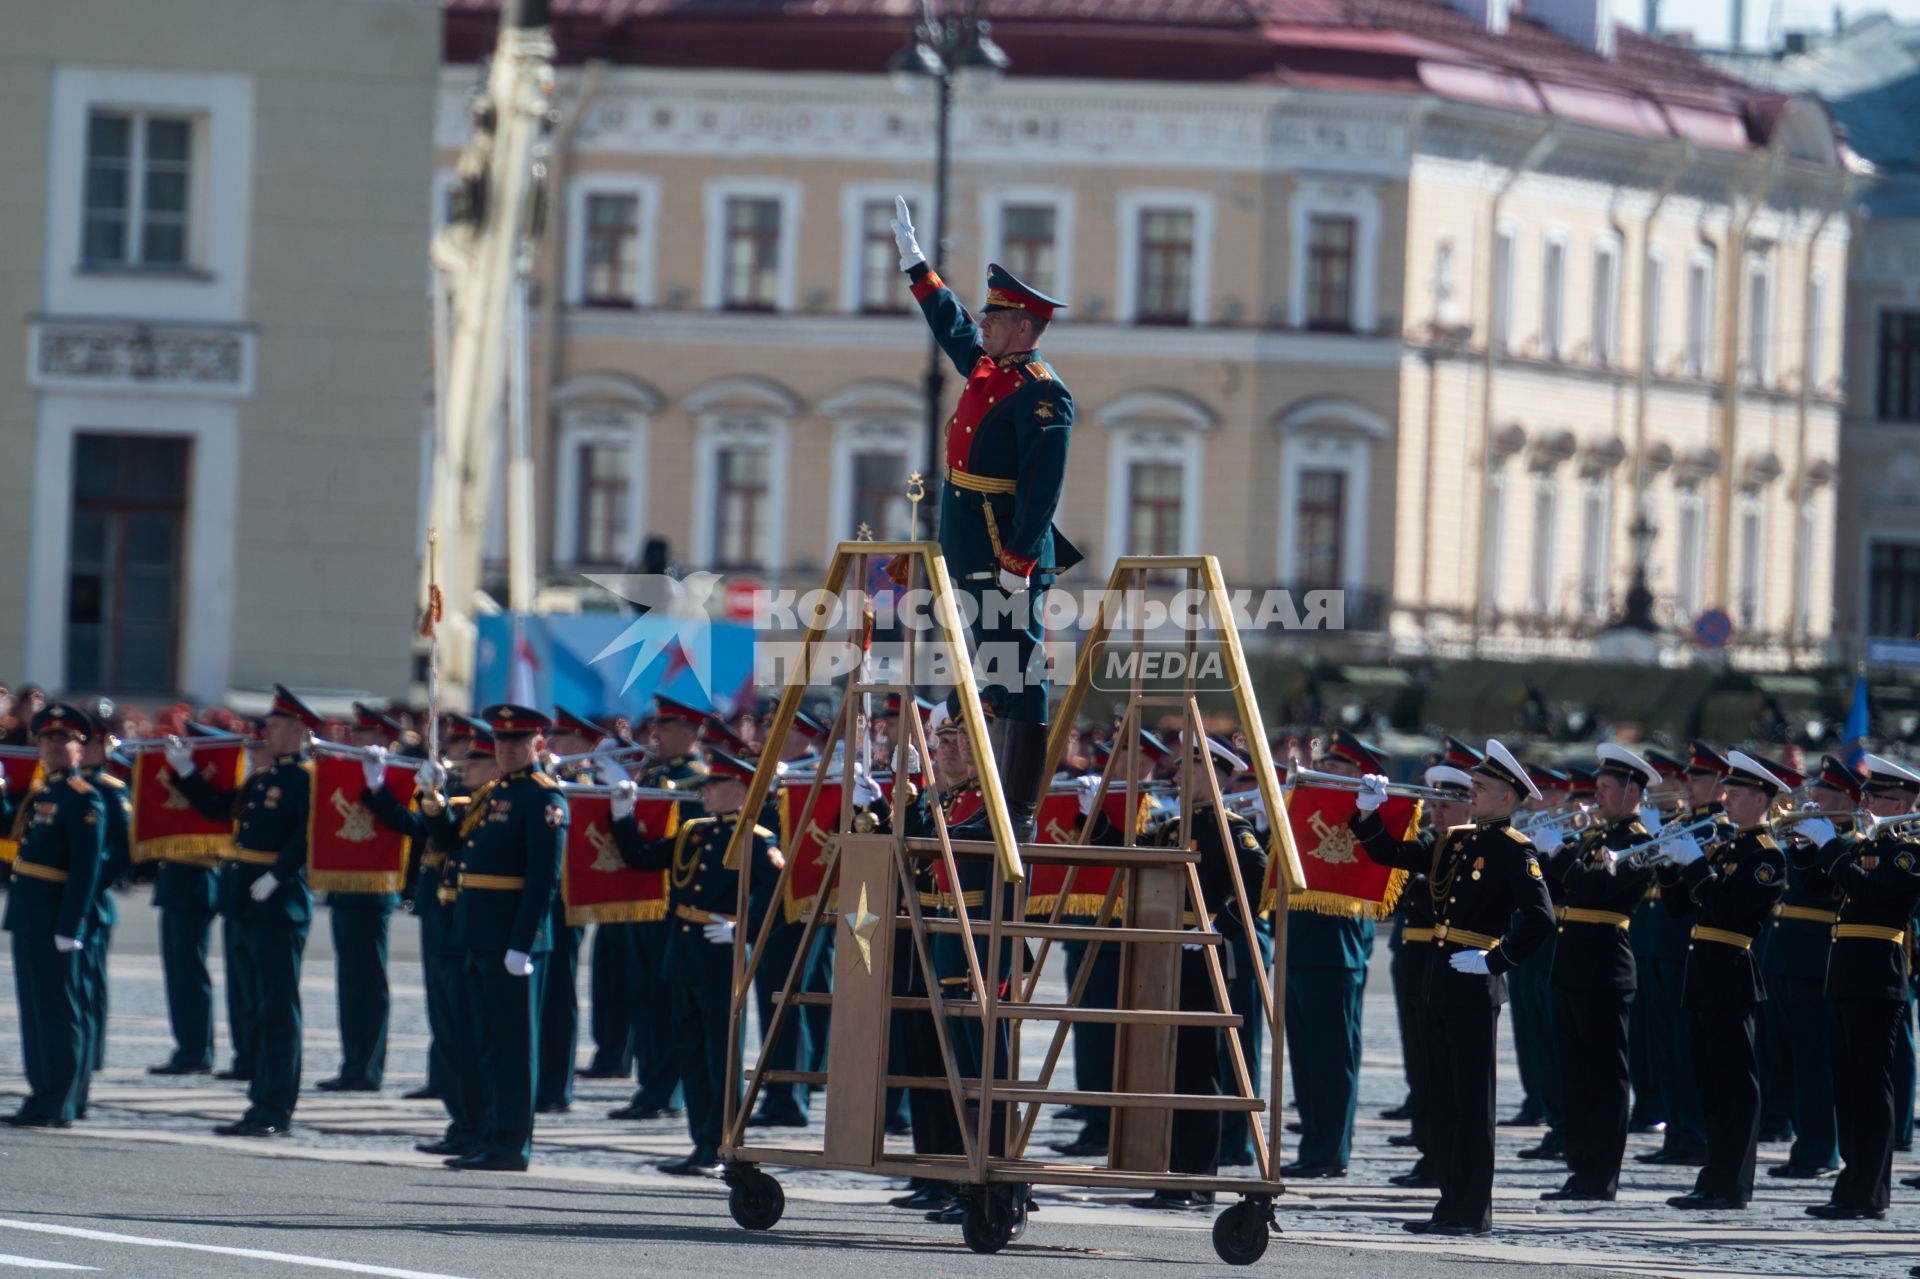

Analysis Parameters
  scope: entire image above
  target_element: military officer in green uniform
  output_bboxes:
[168,686,324,1137]
[610,749,783,1175]
[146,722,230,1077]
[77,705,130,1090]
[438,704,566,1171]
[892,196,1078,841]
[2,704,107,1127]
[608,694,706,1121]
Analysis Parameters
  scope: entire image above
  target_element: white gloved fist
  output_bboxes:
[997,567,1028,594]
[850,766,883,809]
[249,872,279,903]
[1661,833,1705,867]
[504,949,534,977]
[890,195,924,272]
[361,747,388,790]
[1449,949,1491,975]
[417,758,446,791]
[702,919,736,946]
[610,779,637,821]
[53,935,82,954]
[1075,773,1103,817]
[1796,817,1836,848]
[164,735,194,777]
[1182,926,1208,953]
[1355,773,1390,813]
[1637,806,1665,835]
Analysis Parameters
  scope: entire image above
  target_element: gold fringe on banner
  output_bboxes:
[134,833,234,867]
[1024,892,1125,919]
[566,898,667,927]
[309,870,405,894]
[1278,867,1410,921]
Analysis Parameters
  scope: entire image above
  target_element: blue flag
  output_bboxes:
[1843,671,1870,768]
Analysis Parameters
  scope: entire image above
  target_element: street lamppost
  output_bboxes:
[889,0,1010,539]
[1595,509,1663,663]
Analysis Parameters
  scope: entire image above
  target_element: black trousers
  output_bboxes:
[1831,997,1903,1213]
[1423,1001,1499,1231]
[1554,989,1631,1196]
[587,923,635,1077]
[1169,957,1223,1176]
[1780,976,1838,1172]
[1685,1001,1760,1202]
[1392,946,1434,1152]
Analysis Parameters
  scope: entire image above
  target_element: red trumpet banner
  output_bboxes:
[130,743,246,866]
[1263,786,1419,919]
[560,790,676,925]
[778,782,845,925]
[307,753,420,893]
[0,748,43,864]
[1023,790,1147,918]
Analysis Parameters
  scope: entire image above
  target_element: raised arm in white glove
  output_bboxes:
[610,778,637,821]
[249,873,279,903]
[890,195,924,272]
[1075,774,1103,817]
[54,935,82,954]
[164,735,194,777]
[1661,833,1705,867]
[1355,773,1390,813]
[504,949,534,977]
[702,919,736,946]
[1449,949,1491,975]
[361,747,388,790]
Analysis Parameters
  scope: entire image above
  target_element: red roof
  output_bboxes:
[442,0,1803,154]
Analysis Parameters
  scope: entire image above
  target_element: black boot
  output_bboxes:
[996,719,1051,844]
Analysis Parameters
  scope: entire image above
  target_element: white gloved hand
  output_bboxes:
[1796,817,1836,848]
[249,872,279,903]
[890,195,924,271]
[1182,926,1208,953]
[361,747,388,790]
[702,919,736,946]
[417,758,446,791]
[164,735,194,777]
[1355,773,1390,813]
[504,949,534,977]
[850,767,883,808]
[53,935,82,954]
[997,567,1028,593]
[598,757,631,788]
[1637,806,1664,835]
[610,779,637,821]
[1075,773,1103,817]
[1449,949,1491,975]
[1661,833,1705,867]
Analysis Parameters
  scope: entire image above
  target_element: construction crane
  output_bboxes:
[425,0,556,708]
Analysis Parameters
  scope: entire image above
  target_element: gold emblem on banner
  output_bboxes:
[1045,816,1077,844]
[331,789,376,843]
[587,823,623,872]
[1306,812,1359,865]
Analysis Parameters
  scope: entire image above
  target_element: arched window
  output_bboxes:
[550,375,662,569]
[821,381,924,553]
[1273,398,1385,593]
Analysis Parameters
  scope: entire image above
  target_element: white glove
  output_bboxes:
[504,949,534,977]
[598,757,631,788]
[1449,949,1491,975]
[997,567,1028,593]
[1530,819,1569,848]
[1637,806,1664,835]
[890,195,924,271]
[1075,774,1102,817]
[53,935,82,954]
[361,747,388,790]
[1355,773,1389,813]
[164,735,194,776]
[417,758,446,791]
[1661,833,1705,867]
[850,767,883,808]
[249,872,279,902]
[1796,817,1836,848]
[703,919,736,946]
[610,779,637,821]
[1182,926,1207,953]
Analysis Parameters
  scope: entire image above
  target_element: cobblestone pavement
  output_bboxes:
[2,891,1916,1276]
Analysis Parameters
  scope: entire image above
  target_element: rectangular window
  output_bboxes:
[1000,204,1058,296]
[1746,259,1773,385]
[1579,481,1611,614]
[1677,491,1706,619]
[1541,238,1567,359]
[1529,477,1557,614]
[713,444,771,567]
[84,110,192,269]
[575,440,630,565]
[1481,470,1507,611]
[1645,252,1664,371]
[1305,214,1357,332]
[1738,498,1765,628]
[1135,208,1195,325]
[1126,460,1184,555]
[858,199,911,315]
[722,197,782,311]
[1876,309,1920,421]
[1868,541,1920,639]
[582,193,640,308]
[1591,242,1620,366]
[851,450,911,540]
[67,433,189,692]
[1294,468,1346,587]
[1492,228,1516,352]
[1687,254,1715,377]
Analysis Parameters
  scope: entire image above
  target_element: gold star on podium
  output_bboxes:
[845,883,881,973]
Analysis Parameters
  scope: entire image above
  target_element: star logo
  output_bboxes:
[845,882,881,973]
[580,571,725,700]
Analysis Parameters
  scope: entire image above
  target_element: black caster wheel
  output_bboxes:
[1212,1199,1271,1265]
[960,1194,1019,1254]
[728,1169,785,1231]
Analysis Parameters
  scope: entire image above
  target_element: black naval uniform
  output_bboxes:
[1770,827,1846,1174]
[1656,825,1786,1204]
[613,810,782,1164]
[3,769,107,1125]
[1352,811,1555,1232]
[1543,814,1655,1198]
[1389,865,1439,1167]
[175,753,315,1131]
[1818,824,1920,1214]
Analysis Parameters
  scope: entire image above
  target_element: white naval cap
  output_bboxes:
[1724,749,1790,797]
[1475,738,1542,803]
[1595,742,1662,789]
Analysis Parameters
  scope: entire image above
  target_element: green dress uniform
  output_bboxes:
[151,858,218,1072]
[613,797,782,1167]
[1769,809,1849,1176]
[80,763,130,1088]
[3,754,107,1126]
[322,885,397,1090]
[445,751,565,1168]
[907,263,1078,726]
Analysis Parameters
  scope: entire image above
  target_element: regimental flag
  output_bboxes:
[1265,785,1419,919]
[779,781,847,925]
[560,788,676,925]
[130,742,246,866]
[1024,790,1146,919]
[0,747,42,864]
[307,752,420,893]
